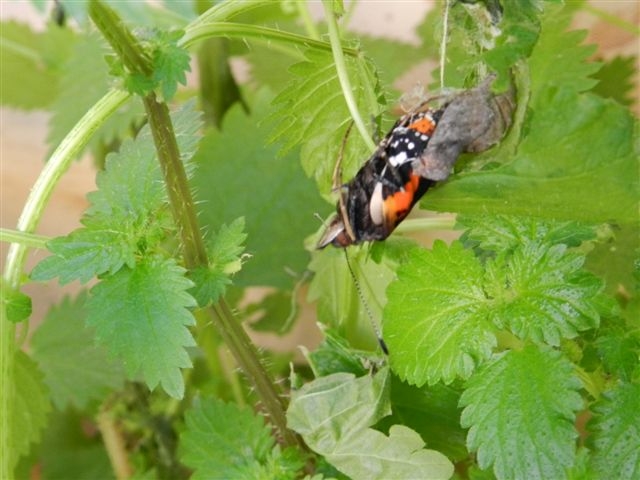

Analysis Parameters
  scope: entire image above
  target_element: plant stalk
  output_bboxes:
[322,0,376,152]
[89,0,302,450]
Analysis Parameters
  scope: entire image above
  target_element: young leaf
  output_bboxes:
[180,397,303,480]
[588,381,640,479]
[460,345,582,480]
[192,89,327,289]
[268,48,384,193]
[86,257,196,399]
[149,29,191,101]
[3,285,31,323]
[30,293,126,410]
[287,369,453,480]
[384,241,495,386]
[8,351,52,472]
[189,217,247,307]
[485,242,604,345]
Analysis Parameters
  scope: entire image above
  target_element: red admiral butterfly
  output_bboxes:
[317,76,513,249]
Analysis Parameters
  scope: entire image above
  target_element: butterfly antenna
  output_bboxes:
[343,249,389,355]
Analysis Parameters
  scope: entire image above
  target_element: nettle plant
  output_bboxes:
[1,1,638,479]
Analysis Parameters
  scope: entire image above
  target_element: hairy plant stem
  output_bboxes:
[0,228,49,250]
[89,0,302,451]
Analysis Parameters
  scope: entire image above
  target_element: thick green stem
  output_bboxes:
[89,0,302,450]
[0,87,130,479]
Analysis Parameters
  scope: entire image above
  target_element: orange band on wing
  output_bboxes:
[382,175,421,226]
[407,117,435,135]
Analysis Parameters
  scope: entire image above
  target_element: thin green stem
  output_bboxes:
[583,4,640,35]
[322,1,376,152]
[0,228,50,250]
[0,87,131,480]
[181,22,350,55]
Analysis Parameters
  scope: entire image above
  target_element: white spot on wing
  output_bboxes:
[389,151,408,166]
[369,182,385,225]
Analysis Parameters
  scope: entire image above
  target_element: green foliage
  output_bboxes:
[9,351,52,472]
[588,382,640,479]
[385,241,494,386]
[485,242,604,345]
[287,369,454,480]
[32,100,202,285]
[121,29,191,101]
[30,293,126,410]
[3,1,639,479]
[3,285,31,323]
[460,345,583,480]
[268,48,385,193]
[192,89,327,288]
[189,217,247,307]
[180,398,304,479]
[86,257,196,399]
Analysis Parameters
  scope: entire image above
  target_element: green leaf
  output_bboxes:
[148,29,190,101]
[180,397,303,480]
[376,376,468,462]
[458,214,596,254]
[193,89,327,288]
[86,257,196,399]
[423,88,639,226]
[485,242,604,345]
[3,285,31,323]
[189,217,247,307]
[31,228,135,285]
[8,351,52,472]
[384,241,495,386]
[308,242,401,351]
[268,48,384,193]
[528,4,600,104]
[307,329,369,377]
[287,369,453,480]
[594,324,640,381]
[30,293,126,410]
[591,55,636,107]
[588,381,640,479]
[32,100,202,285]
[0,21,75,109]
[460,345,582,480]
